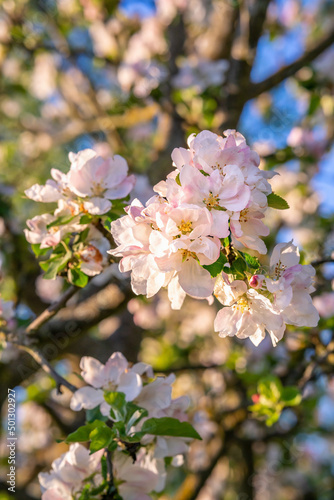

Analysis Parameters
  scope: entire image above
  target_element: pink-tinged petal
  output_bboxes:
[214,278,247,306]
[267,323,286,347]
[25,180,61,202]
[210,210,230,238]
[118,371,142,401]
[168,276,186,310]
[270,241,300,269]
[248,327,266,346]
[214,307,240,337]
[80,260,103,276]
[80,356,106,388]
[104,155,129,186]
[83,197,111,215]
[171,147,193,170]
[178,259,214,298]
[131,362,154,378]
[189,237,220,265]
[42,489,65,500]
[105,174,136,200]
[70,387,104,411]
[69,149,97,170]
[103,352,128,384]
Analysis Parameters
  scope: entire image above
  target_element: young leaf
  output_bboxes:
[267,193,289,210]
[243,253,260,270]
[68,268,89,288]
[203,253,228,277]
[141,417,202,440]
[104,391,127,421]
[31,244,50,257]
[89,425,114,453]
[66,420,105,443]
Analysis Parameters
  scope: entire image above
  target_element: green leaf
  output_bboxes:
[229,258,247,276]
[42,253,71,280]
[140,417,202,440]
[104,391,127,421]
[175,173,181,186]
[203,253,228,277]
[86,406,108,423]
[46,215,76,229]
[66,420,105,443]
[243,253,260,270]
[267,193,289,210]
[68,268,89,287]
[281,387,302,406]
[199,169,210,177]
[222,237,230,248]
[89,425,114,454]
[80,214,93,225]
[31,244,49,257]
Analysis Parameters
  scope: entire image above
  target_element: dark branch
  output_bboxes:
[26,285,78,334]
[248,29,334,98]
[14,343,78,393]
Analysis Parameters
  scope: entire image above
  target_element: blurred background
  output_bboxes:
[0,0,334,499]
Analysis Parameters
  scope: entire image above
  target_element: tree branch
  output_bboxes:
[26,285,79,334]
[248,29,334,98]
[13,343,78,393]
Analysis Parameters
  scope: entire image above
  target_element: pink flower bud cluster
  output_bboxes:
[109,129,276,310]
[214,242,319,346]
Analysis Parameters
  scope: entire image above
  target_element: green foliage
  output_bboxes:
[140,417,202,440]
[203,253,228,277]
[267,193,289,210]
[249,375,302,426]
[66,421,105,443]
[68,268,89,287]
[104,391,127,421]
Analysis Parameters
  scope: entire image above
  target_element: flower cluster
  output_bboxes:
[24,149,135,285]
[109,130,275,309]
[109,129,319,344]
[214,242,319,346]
[39,443,104,500]
[40,352,199,500]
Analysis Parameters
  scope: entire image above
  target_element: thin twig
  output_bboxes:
[26,285,79,334]
[248,29,334,98]
[14,343,78,393]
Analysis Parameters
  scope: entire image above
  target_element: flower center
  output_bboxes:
[49,226,59,234]
[274,261,286,279]
[232,296,249,312]
[91,181,106,196]
[203,192,220,209]
[178,220,193,235]
[181,249,197,262]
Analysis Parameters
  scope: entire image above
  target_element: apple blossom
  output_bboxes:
[68,149,136,215]
[39,443,103,500]
[70,352,143,413]
[214,242,319,345]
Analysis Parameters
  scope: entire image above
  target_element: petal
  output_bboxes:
[70,387,104,411]
[80,356,106,388]
[118,371,142,401]
[83,197,111,215]
[178,259,214,298]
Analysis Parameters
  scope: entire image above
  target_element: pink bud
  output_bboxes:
[249,275,264,289]
[252,394,260,404]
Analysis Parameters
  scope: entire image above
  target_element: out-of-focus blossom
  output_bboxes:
[70,352,143,413]
[30,53,57,100]
[39,443,103,500]
[172,57,228,93]
[313,292,334,318]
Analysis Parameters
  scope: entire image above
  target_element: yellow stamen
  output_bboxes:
[178,220,193,235]
[203,192,220,209]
